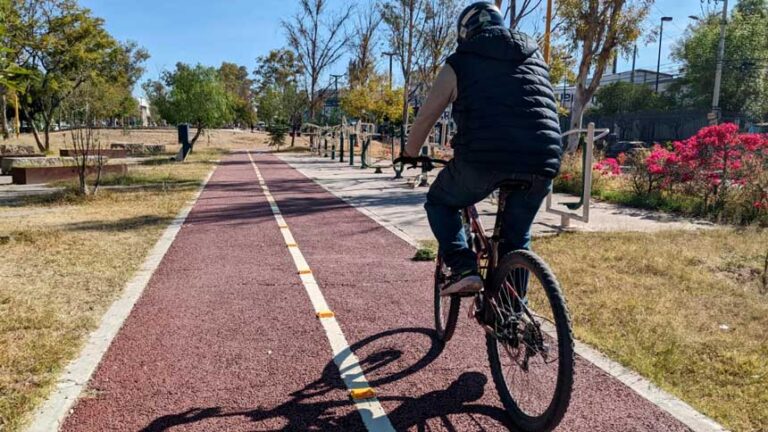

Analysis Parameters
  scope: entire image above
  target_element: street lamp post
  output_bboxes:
[382,52,395,90]
[656,16,673,93]
[711,0,729,124]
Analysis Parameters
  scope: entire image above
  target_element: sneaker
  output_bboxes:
[441,270,483,296]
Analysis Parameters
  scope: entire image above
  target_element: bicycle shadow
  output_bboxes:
[139,327,516,431]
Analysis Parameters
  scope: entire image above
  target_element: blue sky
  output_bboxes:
[79,0,731,95]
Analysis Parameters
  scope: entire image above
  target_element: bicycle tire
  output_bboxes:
[486,250,574,432]
[434,255,461,342]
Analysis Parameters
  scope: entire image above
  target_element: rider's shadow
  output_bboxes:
[140,327,516,431]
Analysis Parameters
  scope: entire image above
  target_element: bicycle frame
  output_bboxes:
[462,186,512,291]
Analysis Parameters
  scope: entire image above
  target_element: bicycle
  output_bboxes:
[395,156,575,432]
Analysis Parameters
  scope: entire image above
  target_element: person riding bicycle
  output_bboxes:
[401,1,563,296]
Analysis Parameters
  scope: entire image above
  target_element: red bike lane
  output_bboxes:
[61,152,365,431]
[59,150,691,431]
[252,151,690,432]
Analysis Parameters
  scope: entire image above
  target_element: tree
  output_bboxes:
[254,49,309,145]
[347,4,381,87]
[592,81,665,115]
[496,0,545,29]
[143,63,231,146]
[339,75,406,123]
[381,0,426,155]
[282,0,353,121]
[253,50,308,145]
[219,62,256,128]
[67,40,149,126]
[13,0,120,151]
[0,0,30,138]
[556,0,653,147]
[672,0,768,119]
[414,0,460,94]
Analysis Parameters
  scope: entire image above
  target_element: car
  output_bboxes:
[747,123,768,134]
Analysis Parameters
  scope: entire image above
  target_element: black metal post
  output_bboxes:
[349,134,355,166]
[656,17,672,93]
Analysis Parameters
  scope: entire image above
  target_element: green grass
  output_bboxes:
[535,229,768,432]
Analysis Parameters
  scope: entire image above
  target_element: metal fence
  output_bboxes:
[560,110,745,144]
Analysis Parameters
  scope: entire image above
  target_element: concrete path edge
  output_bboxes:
[23,165,218,432]
[276,152,729,432]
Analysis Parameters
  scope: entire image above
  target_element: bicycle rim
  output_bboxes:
[485,250,574,432]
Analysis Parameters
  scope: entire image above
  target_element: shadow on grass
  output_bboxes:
[61,214,174,232]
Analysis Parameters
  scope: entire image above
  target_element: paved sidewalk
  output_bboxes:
[56,151,698,431]
[276,153,714,242]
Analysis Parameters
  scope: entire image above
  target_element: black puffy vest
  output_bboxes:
[446,28,563,178]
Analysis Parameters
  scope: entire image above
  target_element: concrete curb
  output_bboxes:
[276,152,729,432]
[24,165,218,432]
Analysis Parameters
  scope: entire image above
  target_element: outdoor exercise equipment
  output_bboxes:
[174,123,191,161]
[545,122,610,228]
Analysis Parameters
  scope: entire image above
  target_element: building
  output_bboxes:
[555,69,678,111]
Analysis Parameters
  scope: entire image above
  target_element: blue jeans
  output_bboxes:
[425,160,552,273]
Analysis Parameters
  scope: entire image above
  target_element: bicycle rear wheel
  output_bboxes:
[434,255,461,342]
[485,250,574,432]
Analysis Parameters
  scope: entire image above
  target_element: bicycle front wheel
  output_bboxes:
[434,255,461,342]
[485,250,574,432]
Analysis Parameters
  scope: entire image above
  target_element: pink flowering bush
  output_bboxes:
[593,157,621,176]
[641,123,768,223]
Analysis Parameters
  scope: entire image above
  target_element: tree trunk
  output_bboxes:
[291,125,296,147]
[190,124,204,147]
[568,89,587,151]
[22,105,46,153]
[0,89,8,139]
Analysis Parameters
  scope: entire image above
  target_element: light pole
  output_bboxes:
[711,0,729,124]
[382,52,395,90]
[656,16,673,93]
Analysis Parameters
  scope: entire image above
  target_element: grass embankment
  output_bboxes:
[414,229,767,430]
[0,148,222,432]
[535,230,768,432]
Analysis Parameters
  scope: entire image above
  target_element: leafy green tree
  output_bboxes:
[143,63,231,146]
[0,0,29,138]
[66,41,149,126]
[592,81,666,115]
[219,62,256,129]
[254,49,309,145]
[672,0,768,119]
[13,0,120,151]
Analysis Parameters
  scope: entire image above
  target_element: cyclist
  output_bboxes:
[401,1,563,296]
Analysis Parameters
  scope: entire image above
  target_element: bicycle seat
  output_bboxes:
[497,179,532,191]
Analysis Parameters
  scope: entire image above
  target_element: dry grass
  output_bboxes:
[535,229,768,432]
[0,148,222,431]
[11,128,269,154]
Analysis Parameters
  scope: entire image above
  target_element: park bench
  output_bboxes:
[60,148,128,158]
[2,156,127,185]
[110,143,166,156]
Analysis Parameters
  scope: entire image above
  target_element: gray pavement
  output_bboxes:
[277,153,714,242]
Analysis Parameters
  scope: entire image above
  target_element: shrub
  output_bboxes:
[643,123,768,223]
[266,124,289,148]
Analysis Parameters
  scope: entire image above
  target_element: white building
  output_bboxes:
[555,69,678,111]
